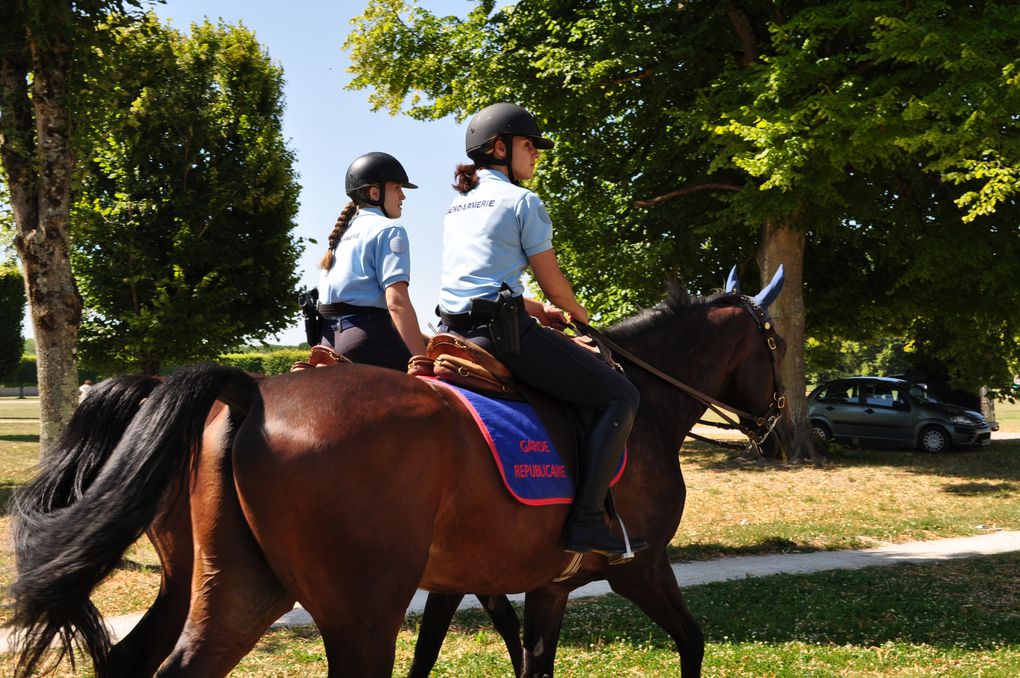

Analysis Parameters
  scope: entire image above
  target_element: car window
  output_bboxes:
[909,385,939,403]
[818,382,858,404]
[864,382,909,409]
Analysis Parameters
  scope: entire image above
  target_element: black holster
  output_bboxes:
[471,284,521,356]
[298,289,323,346]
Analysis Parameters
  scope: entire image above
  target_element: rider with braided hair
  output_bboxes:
[318,152,426,371]
[438,103,647,559]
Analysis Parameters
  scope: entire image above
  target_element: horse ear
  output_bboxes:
[753,265,785,309]
[724,265,740,294]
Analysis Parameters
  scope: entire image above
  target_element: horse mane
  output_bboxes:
[607,281,741,342]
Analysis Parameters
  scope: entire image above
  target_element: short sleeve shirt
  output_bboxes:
[439,169,554,313]
[318,206,411,309]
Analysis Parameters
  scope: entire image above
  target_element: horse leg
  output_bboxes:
[408,593,464,678]
[107,476,193,676]
[157,413,294,677]
[608,556,705,677]
[520,588,570,678]
[409,594,524,678]
[483,594,524,676]
[309,582,413,678]
[110,402,236,676]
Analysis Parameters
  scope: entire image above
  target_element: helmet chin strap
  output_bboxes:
[478,135,517,184]
[502,134,517,184]
[364,185,391,217]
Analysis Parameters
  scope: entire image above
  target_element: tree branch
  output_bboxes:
[634,183,742,209]
[0,35,39,246]
[725,2,759,67]
[598,68,653,88]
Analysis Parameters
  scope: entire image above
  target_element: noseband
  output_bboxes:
[577,295,787,455]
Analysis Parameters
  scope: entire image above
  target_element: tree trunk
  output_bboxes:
[757,217,825,463]
[0,24,81,452]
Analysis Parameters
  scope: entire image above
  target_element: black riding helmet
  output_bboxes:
[345,152,418,217]
[465,103,554,184]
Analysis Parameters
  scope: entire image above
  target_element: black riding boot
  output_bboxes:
[564,399,648,557]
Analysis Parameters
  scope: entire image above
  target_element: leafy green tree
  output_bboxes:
[0,265,25,382]
[710,1,1020,398]
[0,0,144,448]
[346,0,1020,460]
[72,14,301,374]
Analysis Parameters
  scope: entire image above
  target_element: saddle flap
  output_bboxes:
[407,355,435,377]
[434,354,516,396]
[310,345,351,366]
[426,333,515,384]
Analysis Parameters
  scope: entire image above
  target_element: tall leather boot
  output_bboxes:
[564,399,648,557]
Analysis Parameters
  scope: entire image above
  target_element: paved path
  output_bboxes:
[4,530,1018,653]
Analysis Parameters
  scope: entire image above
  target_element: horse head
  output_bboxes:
[721,266,791,458]
[608,269,791,458]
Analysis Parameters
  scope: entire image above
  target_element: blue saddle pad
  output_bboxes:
[428,379,625,506]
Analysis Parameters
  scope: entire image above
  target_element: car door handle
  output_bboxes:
[825,406,835,411]
[864,408,875,414]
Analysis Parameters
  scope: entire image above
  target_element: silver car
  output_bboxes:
[807,377,992,453]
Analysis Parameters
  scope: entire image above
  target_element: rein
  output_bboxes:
[575,295,787,454]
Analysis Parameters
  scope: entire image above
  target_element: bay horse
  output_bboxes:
[7,277,790,678]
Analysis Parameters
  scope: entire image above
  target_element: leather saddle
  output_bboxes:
[409,333,520,398]
[290,345,352,372]
[407,331,619,399]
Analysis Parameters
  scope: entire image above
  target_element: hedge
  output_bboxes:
[0,348,311,387]
[216,349,308,375]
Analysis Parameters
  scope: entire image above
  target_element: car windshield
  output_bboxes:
[908,385,939,403]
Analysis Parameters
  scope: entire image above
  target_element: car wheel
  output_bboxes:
[810,421,832,442]
[918,426,951,453]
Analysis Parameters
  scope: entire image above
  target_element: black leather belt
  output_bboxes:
[438,294,524,330]
[318,302,387,318]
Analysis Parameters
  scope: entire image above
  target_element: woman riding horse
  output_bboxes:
[317,151,426,366]
[437,102,646,559]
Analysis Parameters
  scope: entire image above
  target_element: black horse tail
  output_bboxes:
[7,363,258,678]
[12,375,162,524]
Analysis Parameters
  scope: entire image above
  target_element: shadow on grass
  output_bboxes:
[0,483,16,516]
[667,536,808,561]
[0,433,40,443]
[116,558,162,574]
[681,437,1020,485]
[942,480,1018,496]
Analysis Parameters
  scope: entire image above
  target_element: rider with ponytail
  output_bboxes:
[318,152,426,371]
[438,103,647,559]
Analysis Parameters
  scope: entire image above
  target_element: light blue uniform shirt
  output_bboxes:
[440,169,554,313]
[318,207,410,309]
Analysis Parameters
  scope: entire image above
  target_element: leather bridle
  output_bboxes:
[576,294,787,455]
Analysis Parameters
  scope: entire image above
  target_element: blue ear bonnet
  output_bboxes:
[724,265,740,294]
[723,264,785,310]
[753,265,785,309]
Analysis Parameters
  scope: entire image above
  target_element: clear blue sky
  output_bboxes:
[152,0,473,345]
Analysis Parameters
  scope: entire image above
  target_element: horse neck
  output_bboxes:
[606,302,748,453]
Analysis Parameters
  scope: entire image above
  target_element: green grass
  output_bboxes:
[672,438,1020,561]
[0,396,40,420]
[15,553,1015,676]
[994,397,1020,431]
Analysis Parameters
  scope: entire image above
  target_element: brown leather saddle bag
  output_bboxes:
[407,333,519,397]
[290,345,351,372]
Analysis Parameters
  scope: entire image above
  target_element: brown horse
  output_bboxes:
[7,283,790,678]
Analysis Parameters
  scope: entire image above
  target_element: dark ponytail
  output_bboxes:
[319,201,359,271]
[453,164,480,195]
[454,138,502,194]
